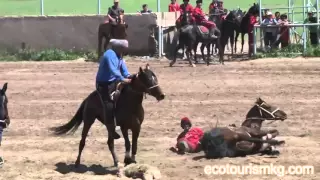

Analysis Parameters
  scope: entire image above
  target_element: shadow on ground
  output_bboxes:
[54,162,119,175]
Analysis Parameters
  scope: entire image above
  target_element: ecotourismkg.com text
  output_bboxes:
[204,163,314,176]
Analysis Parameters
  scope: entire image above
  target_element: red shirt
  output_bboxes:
[248,15,258,33]
[193,7,205,22]
[279,20,290,42]
[179,3,194,14]
[177,127,204,151]
[169,3,180,12]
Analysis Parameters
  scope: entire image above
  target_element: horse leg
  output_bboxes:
[241,33,245,54]
[131,125,141,163]
[200,43,206,63]
[235,31,240,53]
[230,33,235,57]
[186,46,195,67]
[75,115,95,167]
[98,34,103,59]
[206,43,211,65]
[170,42,183,67]
[106,124,119,168]
[121,127,133,166]
[193,42,198,64]
[219,38,227,65]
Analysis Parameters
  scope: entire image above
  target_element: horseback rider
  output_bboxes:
[107,0,124,25]
[176,0,195,27]
[193,0,218,38]
[209,0,224,13]
[168,0,180,12]
[96,39,131,139]
[175,117,204,153]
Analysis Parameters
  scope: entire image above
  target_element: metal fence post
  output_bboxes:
[157,0,162,57]
[303,24,307,55]
[40,0,44,15]
[98,0,101,15]
[253,26,257,55]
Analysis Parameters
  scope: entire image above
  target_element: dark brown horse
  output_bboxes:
[0,82,10,165]
[97,14,128,59]
[201,98,287,158]
[50,64,165,174]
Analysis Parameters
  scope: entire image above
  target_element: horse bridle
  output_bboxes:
[133,73,159,95]
[255,102,280,119]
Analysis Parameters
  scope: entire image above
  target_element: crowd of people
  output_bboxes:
[248,9,319,55]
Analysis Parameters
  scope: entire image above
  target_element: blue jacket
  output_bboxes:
[96,49,130,83]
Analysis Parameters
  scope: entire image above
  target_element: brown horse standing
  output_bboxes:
[50,64,165,174]
[97,14,128,59]
[201,98,287,158]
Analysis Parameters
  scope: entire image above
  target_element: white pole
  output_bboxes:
[157,0,162,57]
[40,0,44,15]
[98,0,101,15]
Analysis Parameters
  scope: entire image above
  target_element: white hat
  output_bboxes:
[266,11,273,16]
[110,39,129,48]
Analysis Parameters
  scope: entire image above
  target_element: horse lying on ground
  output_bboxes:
[50,64,165,175]
[202,98,287,158]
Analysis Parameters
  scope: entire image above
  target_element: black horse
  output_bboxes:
[51,64,165,175]
[170,12,220,67]
[0,82,10,165]
[218,10,241,64]
[208,8,225,55]
[235,3,260,54]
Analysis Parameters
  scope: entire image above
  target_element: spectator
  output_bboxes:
[248,11,259,57]
[304,11,318,46]
[276,14,290,48]
[261,11,278,49]
[169,0,180,12]
[140,4,152,14]
[275,11,280,21]
[107,0,124,24]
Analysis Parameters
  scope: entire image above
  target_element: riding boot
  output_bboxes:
[104,100,121,140]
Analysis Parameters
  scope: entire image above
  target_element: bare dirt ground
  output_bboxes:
[0,57,319,180]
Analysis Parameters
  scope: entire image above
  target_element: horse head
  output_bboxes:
[240,97,287,129]
[130,64,165,101]
[243,97,287,125]
[181,11,193,26]
[0,83,10,128]
[248,3,260,15]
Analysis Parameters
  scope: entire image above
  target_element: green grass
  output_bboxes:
[0,0,310,17]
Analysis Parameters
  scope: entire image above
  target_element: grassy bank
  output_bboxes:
[0,49,97,61]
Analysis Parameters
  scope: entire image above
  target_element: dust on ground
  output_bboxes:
[0,57,319,180]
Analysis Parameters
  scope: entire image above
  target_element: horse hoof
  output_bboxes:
[270,150,280,156]
[190,64,196,67]
[124,157,133,166]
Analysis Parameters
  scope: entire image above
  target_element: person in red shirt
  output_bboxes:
[248,12,259,57]
[276,14,290,48]
[176,0,194,27]
[193,0,217,38]
[175,117,204,153]
[169,0,180,12]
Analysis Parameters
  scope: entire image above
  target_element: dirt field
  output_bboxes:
[0,58,319,180]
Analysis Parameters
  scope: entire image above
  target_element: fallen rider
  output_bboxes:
[171,117,204,154]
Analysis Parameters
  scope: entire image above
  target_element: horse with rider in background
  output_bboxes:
[97,0,128,60]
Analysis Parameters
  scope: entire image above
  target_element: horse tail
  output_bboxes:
[50,98,86,135]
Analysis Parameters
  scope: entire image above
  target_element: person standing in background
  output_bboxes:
[169,0,180,12]
[304,11,319,46]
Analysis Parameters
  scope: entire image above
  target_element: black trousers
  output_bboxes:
[96,81,119,125]
[310,32,318,45]
[264,32,275,47]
